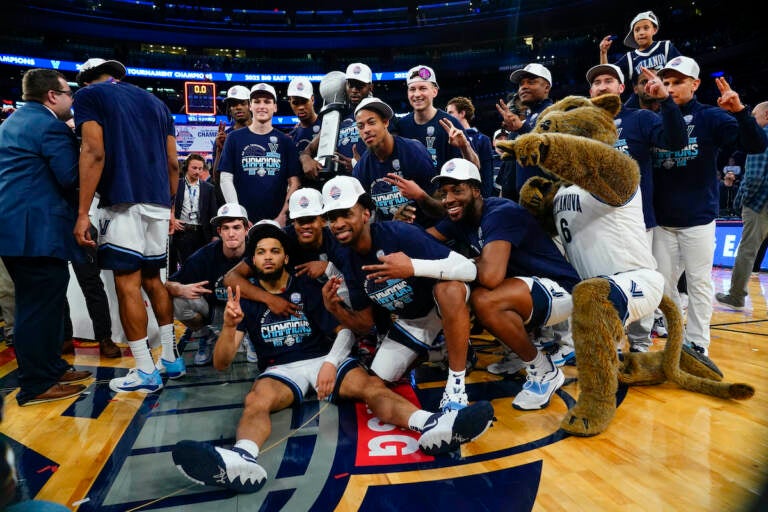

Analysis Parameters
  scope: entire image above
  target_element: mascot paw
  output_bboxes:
[560,403,615,437]
[514,133,549,167]
[494,139,516,161]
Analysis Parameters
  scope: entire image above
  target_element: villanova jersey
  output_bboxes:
[615,40,681,82]
[553,184,655,279]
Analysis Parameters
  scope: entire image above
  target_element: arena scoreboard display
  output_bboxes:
[184,81,216,115]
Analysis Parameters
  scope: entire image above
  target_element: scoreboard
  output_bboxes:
[184,81,216,115]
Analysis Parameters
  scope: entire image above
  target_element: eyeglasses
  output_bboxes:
[52,89,74,98]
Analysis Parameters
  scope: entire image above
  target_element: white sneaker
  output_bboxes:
[652,313,668,338]
[439,390,468,412]
[487,350,526,375]
[512,364,565,411]
[109,368,163,394]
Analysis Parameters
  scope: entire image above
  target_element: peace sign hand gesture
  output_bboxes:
[716,77,745,113]
[224,285,243,327]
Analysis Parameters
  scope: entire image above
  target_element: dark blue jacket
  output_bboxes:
[174,177,218,241]
[653,98,768,227]
[0,102,83,261]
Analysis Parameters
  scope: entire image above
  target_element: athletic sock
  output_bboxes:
[527,350,555,374]
[234,439,260,458]
[446,369,466,395]
[160,324,177,361]
[128,337,156,374]
[408,410,433,432]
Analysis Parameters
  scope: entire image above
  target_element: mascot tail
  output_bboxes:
[660,295,754,400]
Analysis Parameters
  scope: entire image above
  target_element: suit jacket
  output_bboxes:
[0,102,83,261]
[174,177,218,240]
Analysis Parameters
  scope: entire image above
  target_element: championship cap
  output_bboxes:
[321,176,366,214]
[225,85,250,102]
[658,56,700,80]
[76,58,126,86]
[250,83,277,101]
[431,158,482,186]
[354,97,394,121]
[210,203,249,226]
[624,11,659,49]
[288,188,324,219]
[345,63,373,84]
[509,63,552,85]
[245,220,293,260]
[407,65,438,86]
[287,77,313,100]
[586,64,625,85]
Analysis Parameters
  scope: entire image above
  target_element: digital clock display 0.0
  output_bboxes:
[184,81,216,115]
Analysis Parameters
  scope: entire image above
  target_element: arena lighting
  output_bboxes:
[0,52,409,83]
[710,70,725,78]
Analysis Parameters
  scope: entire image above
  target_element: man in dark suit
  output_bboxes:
[0,68,92,406]
[170,153,219,272]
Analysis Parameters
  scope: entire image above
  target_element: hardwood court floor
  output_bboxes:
[0,266,766,511]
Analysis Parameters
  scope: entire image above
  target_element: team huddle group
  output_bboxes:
[1,9,767,495]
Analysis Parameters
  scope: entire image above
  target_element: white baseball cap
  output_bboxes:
[624,11,659,49]
[658,56,700,80]
[210,203,249,225]
[345,63,373,84]
[76,58,126,85]
[509,63,552,85]
[431,158,482,185]
[493,128,509,140]
[289,188,324,219]
[407,65,438,86]
[586,64,625,85]
[250,83,277,101]
[321,176,366,214]
[225,85,250,101]
[354,97,394,121]
[287,77,313,100]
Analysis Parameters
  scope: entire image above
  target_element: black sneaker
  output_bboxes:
[418,401,494,455]
[172,440,267,493]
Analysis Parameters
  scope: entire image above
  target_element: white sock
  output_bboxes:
[128,338,156,374]
[234,439,260,458]
[527,350,554,373]
[408,410,433,432]
[160,324,177,361]
[446,369,466,395]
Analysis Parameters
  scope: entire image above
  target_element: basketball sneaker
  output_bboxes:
[418,401,494,455]
[172,440,267,493]
[157,356,187,380]
[512,364,565,411]
[194,330,217,365]
[243,334,258,364]
[109,368,163,394]
[548,344,576,367]
[652,314,668,338]
[439,390,468,413]
[487,350,526,375]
